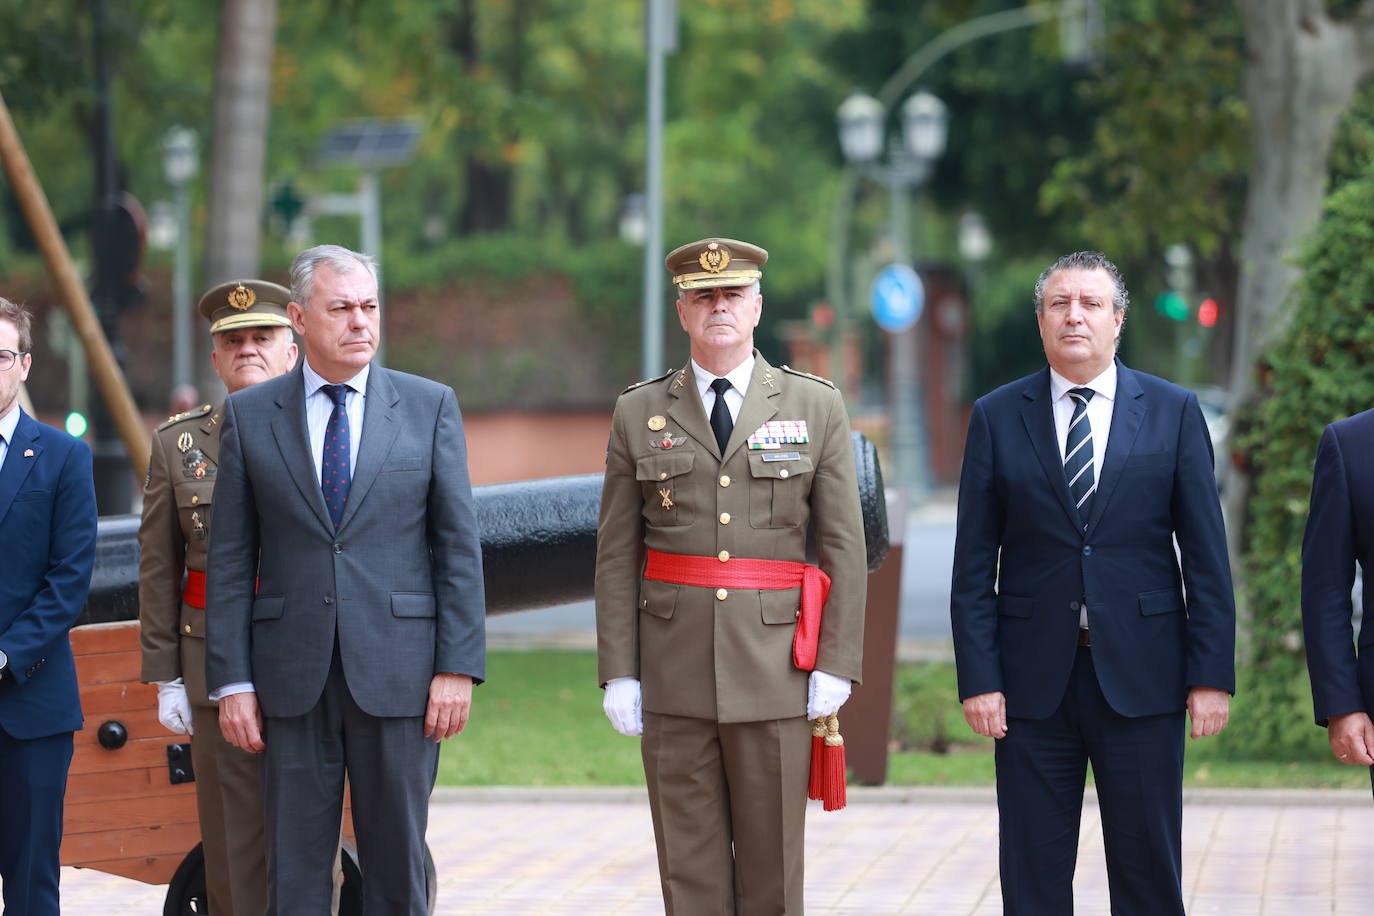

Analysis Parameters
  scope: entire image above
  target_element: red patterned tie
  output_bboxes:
[321,384,352,528]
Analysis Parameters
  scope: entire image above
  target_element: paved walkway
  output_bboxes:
[65,786,1372,914]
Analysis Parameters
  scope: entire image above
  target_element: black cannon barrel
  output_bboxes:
[79,432,888,626]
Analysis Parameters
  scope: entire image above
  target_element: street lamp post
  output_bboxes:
[163,126,198,394]
[835,88,948,502]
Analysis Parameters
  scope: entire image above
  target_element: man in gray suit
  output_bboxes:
[205,244,486,915]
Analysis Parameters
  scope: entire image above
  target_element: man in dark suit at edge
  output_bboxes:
[950,251,1235,914]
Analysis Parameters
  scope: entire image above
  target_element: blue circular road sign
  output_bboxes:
[870,264,925,333]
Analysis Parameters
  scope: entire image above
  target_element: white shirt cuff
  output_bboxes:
[208,681,255,702]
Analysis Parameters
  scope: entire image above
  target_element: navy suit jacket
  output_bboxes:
[1301,410,1374,727]
[951,360,1235,720]
[0,409,97,738]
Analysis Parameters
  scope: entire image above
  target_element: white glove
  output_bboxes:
[156,679,194,735]
[603,677,643,736]
[807,670,852,721]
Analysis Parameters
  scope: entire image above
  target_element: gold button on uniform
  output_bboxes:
[779,468,789,479]
[716,588,728,600]
[718,550,730,562]
[719,512,731,525]
[184,624,192,633]
[719,475,731,487]
[659,472,667,480]
[191,494,199,505]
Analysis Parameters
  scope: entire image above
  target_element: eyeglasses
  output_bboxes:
[0,349,28,371]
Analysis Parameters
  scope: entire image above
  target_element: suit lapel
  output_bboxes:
[1083,361,1145,538]
[721,355,780,462]
[666,363,720,458]
[0,410,42,525]
[336,367,400,531]
[1019,369,1080,532]
[271,364,336,534]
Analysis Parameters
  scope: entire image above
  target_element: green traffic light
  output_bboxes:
[65,411,88,438]
[1154,291,1189,322]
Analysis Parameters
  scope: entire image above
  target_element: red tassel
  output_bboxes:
[808,717,826,800]
[815,713,847,811]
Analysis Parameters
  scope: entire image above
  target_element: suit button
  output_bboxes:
[719,512,731,525]
[191,494,199,505]
[719,475,731,487]
[779,468,789,479]
[716,588,728,600]
[324,595,334,605]
[718,550,730,562]
[1070,601,1081,611]
[659,472,667,481]
[333,543,343,555]
[1082,546,1092,557]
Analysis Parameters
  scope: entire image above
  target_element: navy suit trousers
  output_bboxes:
[995,647,1185,916]
[0,725,73,916]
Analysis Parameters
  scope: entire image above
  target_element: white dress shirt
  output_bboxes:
[0,401,19,472]
[690,353,754,425]
[210,359,371,702]
[1048,361,1117,627]
[303,359,368,480]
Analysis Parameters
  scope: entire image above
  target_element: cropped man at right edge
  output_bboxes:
[950,251,1236,914]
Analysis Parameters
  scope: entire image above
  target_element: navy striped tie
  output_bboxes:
[1064,387,1095,529]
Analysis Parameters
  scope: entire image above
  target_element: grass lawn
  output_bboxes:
[438,650,1371,791]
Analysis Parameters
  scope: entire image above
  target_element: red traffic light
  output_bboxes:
[1198,298,1219,328]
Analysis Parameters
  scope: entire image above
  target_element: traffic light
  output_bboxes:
[65,411,88,438]
[1197,298,1219,328]
[1155,291,1189,322]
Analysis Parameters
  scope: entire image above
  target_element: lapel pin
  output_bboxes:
[23,449,34,458]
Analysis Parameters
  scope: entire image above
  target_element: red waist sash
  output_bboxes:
[183,569,207,609]
[642,548,830,671]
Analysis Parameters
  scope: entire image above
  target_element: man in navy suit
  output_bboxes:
[0,298,98,915]
[1302,414,1374,794]
[950,251,1235,914]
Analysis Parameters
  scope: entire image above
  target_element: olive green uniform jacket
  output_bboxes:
[596,353,867,722]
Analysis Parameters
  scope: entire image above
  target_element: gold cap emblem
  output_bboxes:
[227,284,257,311]
[647,415,667,432]
[698,242,730,274]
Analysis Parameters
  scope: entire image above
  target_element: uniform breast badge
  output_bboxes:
[191,510,206,539]
[658,488,674,510]
[647,415,667,432]
[182,448,213,479]
[653,434,685,450]
[177,432,194,453]
[747,420,810,450]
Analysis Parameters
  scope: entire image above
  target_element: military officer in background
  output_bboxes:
[596,238,868,914]
[138,280,297,916]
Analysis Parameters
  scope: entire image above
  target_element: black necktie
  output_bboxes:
[709,378,733,455]
[1064,387,1095,529]
[321,384,353,528]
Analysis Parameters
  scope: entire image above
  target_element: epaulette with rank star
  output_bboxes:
[780,365,836,389]
[619,368,676,395]
[156,403,213,431]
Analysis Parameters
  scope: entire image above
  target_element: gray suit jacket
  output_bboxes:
[204,362,486,719]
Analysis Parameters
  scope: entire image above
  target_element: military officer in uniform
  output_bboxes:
[139,280,298,916]
[596,238,868,915]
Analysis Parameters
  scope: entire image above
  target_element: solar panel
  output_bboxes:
[317,119,421,168]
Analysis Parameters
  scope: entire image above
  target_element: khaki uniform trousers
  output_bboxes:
[642,712,810,916]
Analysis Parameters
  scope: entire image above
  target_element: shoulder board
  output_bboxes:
[156,403,213,431]
[780,365,835,389]
[620,369,676,395]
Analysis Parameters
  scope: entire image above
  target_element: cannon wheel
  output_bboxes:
[161,840,435,914]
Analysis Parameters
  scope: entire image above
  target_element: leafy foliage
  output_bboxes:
[1232,161,1374,759]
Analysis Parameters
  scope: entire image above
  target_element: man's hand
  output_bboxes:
[219,691,265,753]
[603,677,643,736]
[425,673,473,742]
[156,679,194,735]
[1187,686,1229,739]
[807,670,852,721]
[1328,711,1374,766]
[963,691,1007,739]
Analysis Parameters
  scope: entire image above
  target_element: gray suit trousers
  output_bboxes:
[261,649,438,916]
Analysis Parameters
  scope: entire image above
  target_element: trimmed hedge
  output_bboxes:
[1232,164,1374,759]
